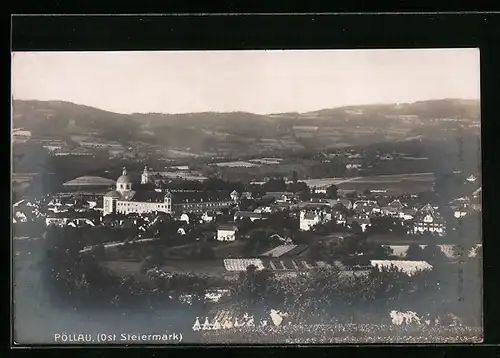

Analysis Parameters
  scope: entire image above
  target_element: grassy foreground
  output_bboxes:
[199,324,483,344]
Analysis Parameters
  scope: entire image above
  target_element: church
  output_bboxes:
[103,166,240,216]
[103,167,172,216]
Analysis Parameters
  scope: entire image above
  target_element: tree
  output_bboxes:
[287,181,308,194]
[298,186,311,202]
[406,244,424,260]
[326,185,338,199]
[320,235,366,260]
[371,244,393,259]
[238,217,253,232]
[264,178,287,192]
[312,219,341,234]
[422,244,448,263]
[292,170,298,184]
[237,265,275,305]
[349,221,363,235]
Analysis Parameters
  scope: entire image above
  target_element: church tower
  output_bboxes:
[164,190,172,213]
[141,165,150,184]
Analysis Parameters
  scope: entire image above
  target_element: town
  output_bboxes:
[12,49,482,344]
[13,126,483,344]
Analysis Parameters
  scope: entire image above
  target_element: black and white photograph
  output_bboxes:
[11,49,482,344]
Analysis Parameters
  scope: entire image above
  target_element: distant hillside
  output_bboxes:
[132,111,282,138]
[12,99,480,152]
[12,100,140,143]
[304,99,480,121]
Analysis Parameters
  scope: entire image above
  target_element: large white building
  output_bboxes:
[411,204,446,236]
[299,210,332,231]
[103,167,172,216]
[217,225,238,241]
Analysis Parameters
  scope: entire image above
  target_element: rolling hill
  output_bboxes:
[302,99,480,121]
[12,99,480,152]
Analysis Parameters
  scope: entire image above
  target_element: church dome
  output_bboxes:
[117,167,132,185]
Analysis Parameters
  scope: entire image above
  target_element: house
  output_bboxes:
[47,216,96,227]
[265,192,295,203]
[353,200,380,215]
[399,208,417,221]
[217,225,238,241]
[332,210,347,225]
[177,227,187,235]
[299,210,331,231]
[346,163,362,170]
[240,192,253,200]
[298,200,331,211]
[453,203,469,218]
[466,174,477,183]
[411,204,446,236]
[253,206,273,214]
[380,199,405,217]
[201,211,217,223]
[313,187,327,194]
[473,187,481,198]
[234,211,264,222]
[306,198,352,209]
[230,190,240,202]
[14,211,28,223]
[271,202,294,212]
[347,216,371,232]
[67,218,96,227]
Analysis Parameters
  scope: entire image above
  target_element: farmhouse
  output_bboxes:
[411,204,446,236]
[234,211,264,222]
[217,225,238,241]
[45,211,100,227]
[466,174,478,183]
[201,211,218,223]
[353,200,381,215]
[265,192,295,203]
[380,199,405,217]
[299,210,332,231]
[347,216,371,232]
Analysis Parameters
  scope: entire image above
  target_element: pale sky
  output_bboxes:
[11,49,480,115]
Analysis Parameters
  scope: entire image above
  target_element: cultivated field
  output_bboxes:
[336,173,435,194]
